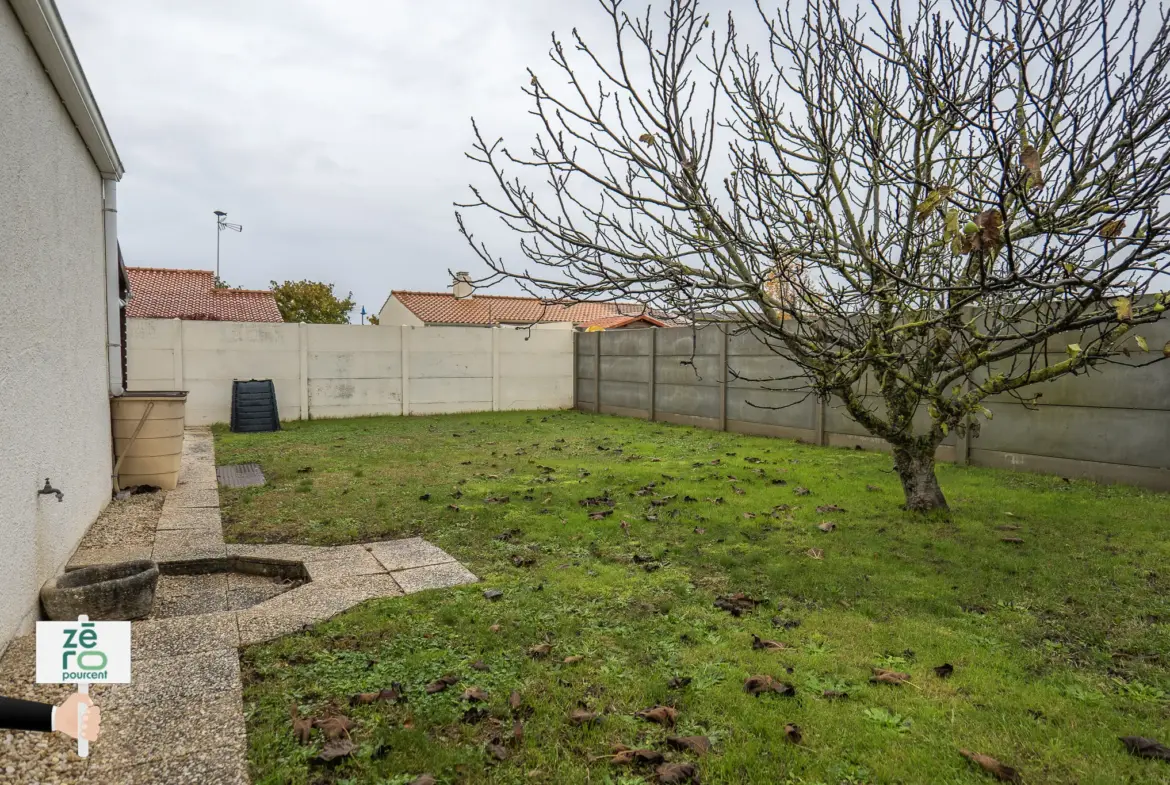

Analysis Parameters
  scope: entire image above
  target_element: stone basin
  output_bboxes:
[40,559,160,621]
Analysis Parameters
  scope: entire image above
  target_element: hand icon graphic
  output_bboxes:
[56,693,100,742]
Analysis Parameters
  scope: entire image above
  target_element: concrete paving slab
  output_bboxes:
[153,530,227,562]
[131,612,240,659]
[88,689,246,773]
[67,545,152,570]
[103,649,240,709]
[367,537,457,572]
[106,747,250,785]
[304,549,387,580]
[225,543,337,562]
[157,506,222,532]
[391,561,478,594]
[165,488,220,509]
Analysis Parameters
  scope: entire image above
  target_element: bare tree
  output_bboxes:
[456,0,1170,511]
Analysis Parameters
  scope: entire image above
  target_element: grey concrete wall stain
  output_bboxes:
[579,327,1170,490]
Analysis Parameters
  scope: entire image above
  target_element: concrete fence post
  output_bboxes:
[593,332,602,413]
[648,328,657,421]
[815,396,827,446]
[298,322,310,420]
[172,318,184,392]
[572,331,579,410]
[719,324,728,432]
[401,326,411,416]
[492,327,501,411]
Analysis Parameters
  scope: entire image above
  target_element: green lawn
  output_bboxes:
[215,411,1170,785]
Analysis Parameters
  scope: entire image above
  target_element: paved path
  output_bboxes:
[1,428,476,784]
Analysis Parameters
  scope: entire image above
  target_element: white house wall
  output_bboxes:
[127,320,575,424]
[0,0,113,646]
[376,295,425,326]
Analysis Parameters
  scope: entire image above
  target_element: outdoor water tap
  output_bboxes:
[38,478,63,502]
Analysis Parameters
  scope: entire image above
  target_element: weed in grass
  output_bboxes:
[863,706,912,733]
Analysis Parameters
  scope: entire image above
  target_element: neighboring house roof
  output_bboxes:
[578,314,667,330]
[8,0,123,179]
[388,291,675,327]
[126,267,283,322]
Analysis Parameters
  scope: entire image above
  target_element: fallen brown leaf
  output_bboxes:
[589,510,613,520]
[1120,736,1170,761]
[822,690,849,700]
[636,705,679,727]
[611,748,665,765]
[871,668,911,685]
[656,762,699,783]
[817,521,836,532]
[569,708,599,725]
[784,723,802,744]
[486,741,510,761]
[752,634,788,651]
[462,687,489,703]
[509,691,523,711]
[292,716,313,745]
[959,749,1021,782]
[489,624,501,633]
[807,547,824,560]
[512,720,524,746]
[313,716,354,740]
[816,504,844,513]
[528,643,552,659]
[744,675,796,697]
[470,660,491,672]
[1001,537,1024,544]
[314,737,355,763]
[425,674,460,694]
[408,776,437,785]
[865,484,881,492]
[714,593,765,616]
[563,655,584,664]
[794,487,811,496]
[666,735,712,756]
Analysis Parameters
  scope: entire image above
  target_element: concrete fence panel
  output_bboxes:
[575,324,1170,491]
[127,319,574,424]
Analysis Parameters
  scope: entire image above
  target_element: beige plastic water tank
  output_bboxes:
[110,391,188,490]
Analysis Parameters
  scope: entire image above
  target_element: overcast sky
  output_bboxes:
[54,0,744,317]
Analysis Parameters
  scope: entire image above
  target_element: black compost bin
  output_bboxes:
[230,379,281,433]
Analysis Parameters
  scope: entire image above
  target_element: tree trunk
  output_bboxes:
[892,446,948,512]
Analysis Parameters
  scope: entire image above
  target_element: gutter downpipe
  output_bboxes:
[104,178,123,398]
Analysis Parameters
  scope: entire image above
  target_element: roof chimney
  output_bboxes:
[452,271,473,300]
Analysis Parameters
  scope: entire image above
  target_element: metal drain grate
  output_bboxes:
[216,463,266,488]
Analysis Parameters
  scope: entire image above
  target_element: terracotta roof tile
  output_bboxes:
[389,291,674,327]
[577,314,666,330]
[126,267,283,322]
